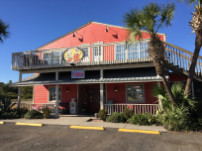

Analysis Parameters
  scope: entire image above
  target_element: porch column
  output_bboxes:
[17,72,22,109]
[157,81,162,111]
[55,72,59,118]
[100,69,104,110]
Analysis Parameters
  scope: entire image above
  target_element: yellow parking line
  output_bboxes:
[70,125,104,130]
[118,128,160,135]
[0,121,4,124]
[15,123,43,127]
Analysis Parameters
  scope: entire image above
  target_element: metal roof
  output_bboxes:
[14,67,163,86]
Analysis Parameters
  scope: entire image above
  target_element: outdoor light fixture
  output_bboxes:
[73,33,76,37]
[114,86,118,92]
[105,26,118,38]
[66,88,70,93]
[72,32,83,42]
[106,26,109,32]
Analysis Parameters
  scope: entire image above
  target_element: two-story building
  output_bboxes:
[12,21,189,117]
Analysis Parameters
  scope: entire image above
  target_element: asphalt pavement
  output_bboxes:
[0,123,201,151]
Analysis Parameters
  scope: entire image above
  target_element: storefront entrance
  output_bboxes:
[78,84,100,114]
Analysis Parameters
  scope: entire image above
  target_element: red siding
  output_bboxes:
[39,22,165,50]
[34,84,78,104]
[106,82,157,104]
[34,85,49,103]
[61,84,77,103]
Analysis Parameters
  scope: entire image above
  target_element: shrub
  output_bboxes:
[24,110,43,119]
[106,112,126,123]
[42,107,51,118]
[98,109,108,121]
[123,107,134,120]
[128,113,157,125]
[153,82,202,131]
[17,107,29,118]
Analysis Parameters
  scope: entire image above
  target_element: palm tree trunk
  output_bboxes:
[161,75,176,104]
[185,32,202,95]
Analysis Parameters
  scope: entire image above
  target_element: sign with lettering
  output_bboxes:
[71,70,85,78]
[63,48,84,63]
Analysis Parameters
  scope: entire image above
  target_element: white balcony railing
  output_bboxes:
[104,104,159,115]
[12,41,152,70]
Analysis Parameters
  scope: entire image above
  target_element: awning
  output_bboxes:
[14,67,165,86]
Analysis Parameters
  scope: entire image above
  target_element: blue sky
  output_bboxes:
[0,0,198,83]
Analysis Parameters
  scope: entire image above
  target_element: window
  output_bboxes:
[49,87,62,102]
[115,41,149,60]
[126,85,144,103]
[43,51,61,64]
[116,44,126,60]
[83,48,88,57]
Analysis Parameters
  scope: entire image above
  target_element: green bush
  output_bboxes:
[123,107,134,120]
[106,112,126,123]
[42,107,51,118]
[17,107,29,118]
[128,113,157,125]
[98,109,108,121]
[24,110,43,119]
[153,82,202,131]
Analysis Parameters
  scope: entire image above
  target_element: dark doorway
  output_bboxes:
[78,84,100,114]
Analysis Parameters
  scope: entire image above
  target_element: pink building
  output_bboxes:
[12,21,196,117]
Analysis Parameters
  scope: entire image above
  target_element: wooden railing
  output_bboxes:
[163,41,202,79]
[12,41,152,70]
[12,40,202,80]
[104,104,159,115]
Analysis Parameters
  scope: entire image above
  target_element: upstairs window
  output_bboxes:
[43,51,61,64]
[115,41,149,60]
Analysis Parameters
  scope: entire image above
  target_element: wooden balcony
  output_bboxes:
[12,41,152,71]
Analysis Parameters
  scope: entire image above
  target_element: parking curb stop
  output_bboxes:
[118,128,160,135]
[0,121,4,124]
[70,125,104,130]
[15,122,43,127]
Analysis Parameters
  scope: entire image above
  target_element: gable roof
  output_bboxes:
[37,21,166,50]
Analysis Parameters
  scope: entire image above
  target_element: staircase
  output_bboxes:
[163,41,202,81]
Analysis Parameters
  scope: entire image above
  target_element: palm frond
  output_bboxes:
[0,19,9,43]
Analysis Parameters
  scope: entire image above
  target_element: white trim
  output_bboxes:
[21,63,154,74]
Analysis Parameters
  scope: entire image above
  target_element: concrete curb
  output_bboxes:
[15,122,43,127]
[70,125,104,130]
[118,128,160,135]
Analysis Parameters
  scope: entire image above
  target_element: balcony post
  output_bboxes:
[55,72,59,118]
[100,69,104,110]
[17,72,22,109]
[157,81,162,111]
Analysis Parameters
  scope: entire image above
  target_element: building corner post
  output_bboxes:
[55,72,59,118]
[17,72,22,109]
[100,69,104,110]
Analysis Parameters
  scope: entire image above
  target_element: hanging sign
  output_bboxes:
[71,70,85,78]
[63,48,84,63]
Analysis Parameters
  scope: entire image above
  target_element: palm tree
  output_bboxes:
[0,19,9,43]
[123,3,176,104]
[179,0,202,95]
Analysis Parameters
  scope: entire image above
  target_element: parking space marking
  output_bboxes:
[70,125,104,130]
[15,123,43,127]
[118,128,160,135]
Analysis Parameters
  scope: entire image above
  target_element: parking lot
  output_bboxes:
[0,123,202,151]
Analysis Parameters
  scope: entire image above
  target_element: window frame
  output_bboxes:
[125,84,145,103]
[48,86,62,102]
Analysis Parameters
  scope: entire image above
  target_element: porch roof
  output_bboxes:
[14,67,164,86]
